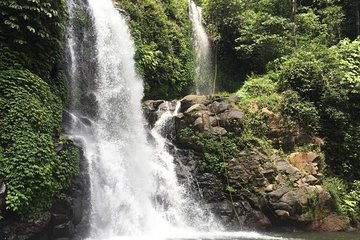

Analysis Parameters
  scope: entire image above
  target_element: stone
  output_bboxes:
[261,107,274,116]
[280,191,299,207]
[228,150,267,187]
[26,212,52,235]
[193,114,217,132]
[218,110,245,128]
[143,100,164,111]
[244,210,272,231]
[320,214,350,232]
[262,169,276,183]
[184,104,207,115]
[180,95,210,112]
[274,210,290,218]
[267,187,289,200]
[275,159,298,175]
[211,127,227,136]
[271,202,292,212]
[51,214,69,226]
[265,184,274,192]
[301,175,318,185]
[209,101,230,114]
[227,96,241,103]
[52,221,75,238]
[288,152,320,175]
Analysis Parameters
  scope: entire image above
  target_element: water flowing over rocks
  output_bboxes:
[144,94,354,232]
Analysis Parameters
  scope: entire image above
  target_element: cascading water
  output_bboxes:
[66,0,219,239]
[189,0,214,95]
[65,0,284,239]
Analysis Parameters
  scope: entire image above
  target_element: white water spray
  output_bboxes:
[66,0,219,238]
[189,0,214,95]
[65,1,286,240]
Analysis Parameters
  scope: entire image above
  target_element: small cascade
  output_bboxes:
[189,0,214,95]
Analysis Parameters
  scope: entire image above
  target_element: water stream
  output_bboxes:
[64,0,306,239]
[189,0,214,95]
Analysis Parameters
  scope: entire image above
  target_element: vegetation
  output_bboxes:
[0,0,79,215]
[202,0,360,222]
[202,0,358,91]
[116,0,195,99]
[0,0,359,228]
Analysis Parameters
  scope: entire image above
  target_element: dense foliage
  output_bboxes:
[200,0,359,222]
[0,0,79,215]
[116,0,195,99]
[202,0,358,91]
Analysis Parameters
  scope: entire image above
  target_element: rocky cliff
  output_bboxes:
[144,95,358,232]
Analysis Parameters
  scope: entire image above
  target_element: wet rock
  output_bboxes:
[143,100,164,112]
[0,178,6,213]
[244,211,272,231]
[80,92,98,119]
[52,221,74,238]
[51,214,69,226]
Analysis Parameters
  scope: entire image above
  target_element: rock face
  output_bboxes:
[144,94,351,232]
[0,142,90,240]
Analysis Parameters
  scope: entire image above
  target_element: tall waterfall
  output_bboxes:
[66,0,219,239]
[189,0,214,95]
[65,1,283,240]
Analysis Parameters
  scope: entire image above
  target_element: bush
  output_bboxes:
[117,0,194,99]
[0,70,79,214]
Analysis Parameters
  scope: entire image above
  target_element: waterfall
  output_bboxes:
[189,0,214,95]
[66,0,219,239]
[65,0,284,239]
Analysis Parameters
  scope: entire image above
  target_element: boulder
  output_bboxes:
[288,152,320,175]
[143,100,164,112]
[211,127,227,136]
[180,95,210,112]
[218,110,244,130]
[267,187,289,200]
[209,101,230,114]
[193,114,217,132]
[228,150,267,187]
[244,210,272,231]
[275,210,290,218]
[52,221,74,238]
[184,104,207,115]
[319,214,350,232]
